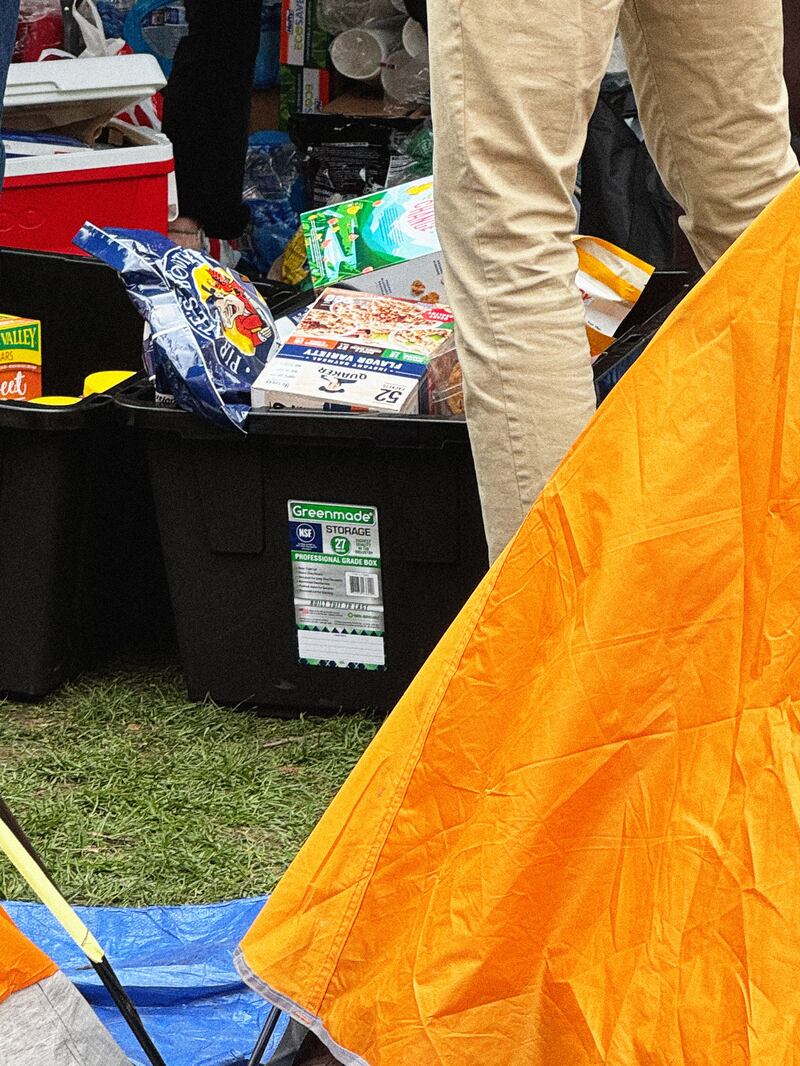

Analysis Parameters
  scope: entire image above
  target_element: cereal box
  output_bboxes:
[252,288,454,414]
[301,178,447,302]
[0,315,41,403]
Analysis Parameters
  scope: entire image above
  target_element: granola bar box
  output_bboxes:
[0,314,42,402]
[300,178,447,302]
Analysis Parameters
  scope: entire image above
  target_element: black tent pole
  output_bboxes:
[247,1006,282,1066]
[0,797,167,1066]
[92,957,168,1066]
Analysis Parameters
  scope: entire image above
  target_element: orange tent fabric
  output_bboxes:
[0,905,56,1006]
[238,174,800,1065]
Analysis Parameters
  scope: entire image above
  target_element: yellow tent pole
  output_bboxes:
[0,817,104,963]
[0,798,166,1066]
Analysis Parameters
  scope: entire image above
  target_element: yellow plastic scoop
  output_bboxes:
[83,370,135,396]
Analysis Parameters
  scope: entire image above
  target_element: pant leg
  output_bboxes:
[428,0,623,561]
[0,0,21,188]
[162,0,261,238]
[620,0,798,271]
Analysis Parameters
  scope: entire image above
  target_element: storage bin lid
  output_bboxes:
[3,54,166,130]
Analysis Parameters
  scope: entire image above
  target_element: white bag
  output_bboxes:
[38,0,124,59]
[38,0,162,130]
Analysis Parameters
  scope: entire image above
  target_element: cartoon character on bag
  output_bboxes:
[195,265,274,354]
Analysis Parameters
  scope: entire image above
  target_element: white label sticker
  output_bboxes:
[288,500,385,669]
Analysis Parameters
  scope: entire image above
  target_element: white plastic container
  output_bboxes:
[318,0,397,33]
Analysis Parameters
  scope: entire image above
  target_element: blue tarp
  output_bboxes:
[4,898,289,1066]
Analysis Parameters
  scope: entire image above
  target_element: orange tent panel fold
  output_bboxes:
[0,904,57,1005]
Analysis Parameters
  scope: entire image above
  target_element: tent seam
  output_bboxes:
[232,957,370,1066]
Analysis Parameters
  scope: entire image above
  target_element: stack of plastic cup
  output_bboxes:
[381,47,430,105]
[330,19,404,84]
[401,17,427,57]
[319,0,398,33]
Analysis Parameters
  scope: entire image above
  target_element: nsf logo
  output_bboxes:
[290,521,322,552]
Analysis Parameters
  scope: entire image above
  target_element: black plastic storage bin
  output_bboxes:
[0,398,112,694]
[115,269,692,715]
[0,247,169,697]
[594,270,694,403]
[114,384,489,714]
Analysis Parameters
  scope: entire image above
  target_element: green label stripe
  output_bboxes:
[292,552,381,568]
[380,349,428,365]
[0,323,40,352]
[289,501,376,524]
[382,340,454,365]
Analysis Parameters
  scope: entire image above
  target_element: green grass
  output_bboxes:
[0,660,378,907]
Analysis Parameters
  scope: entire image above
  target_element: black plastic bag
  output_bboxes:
[288,113,423,209]
[579,86,675,270]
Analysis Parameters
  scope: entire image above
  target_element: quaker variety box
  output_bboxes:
[0,315,42,402]
[253,288,454,414]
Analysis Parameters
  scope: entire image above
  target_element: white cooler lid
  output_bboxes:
[3,54,167,128]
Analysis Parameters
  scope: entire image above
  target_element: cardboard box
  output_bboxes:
[252,288,454,414]
[336,252,445,301]
[0,315,42,402]
[301,177,447,301]
[249,86,281,133]
[280,0,330,68]
[279,65,332,129]
[322,90,423,119]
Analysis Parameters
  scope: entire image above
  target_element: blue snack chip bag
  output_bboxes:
[73,224,277,431]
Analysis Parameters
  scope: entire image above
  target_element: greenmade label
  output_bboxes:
[288,499,385,670]
[289,501,376,524]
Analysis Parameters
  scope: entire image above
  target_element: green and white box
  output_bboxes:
[280,0,329,67]
[279,65,331,129]
[301,177,447,301]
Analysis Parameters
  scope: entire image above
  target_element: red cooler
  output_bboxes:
[1,54,177,255]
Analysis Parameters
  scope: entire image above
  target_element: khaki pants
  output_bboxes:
[429,0,799,561]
